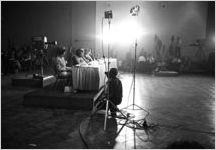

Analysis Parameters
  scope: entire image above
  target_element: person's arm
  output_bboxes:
[119,79,123,99]
[56,58,63,72]
[79,57,89,66]
[82,56,90,64]
[90,54,95,60]
[86,55,93,62]
[72,55,79,65]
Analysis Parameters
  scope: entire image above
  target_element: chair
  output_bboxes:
[51,57,72,91]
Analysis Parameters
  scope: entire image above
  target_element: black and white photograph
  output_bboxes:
[1,1,215,149]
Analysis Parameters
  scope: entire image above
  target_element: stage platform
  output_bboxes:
[154,71,179,77]
[23,87,104,110]
[12,75,56,88]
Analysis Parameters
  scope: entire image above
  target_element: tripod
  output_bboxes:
[32,49,47,78]
[92,12,129,131]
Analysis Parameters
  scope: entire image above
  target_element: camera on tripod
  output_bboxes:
[31,36,57,77]
[32,36,57,51]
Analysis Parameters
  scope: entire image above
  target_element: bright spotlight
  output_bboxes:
[114,20,144,44]
[98,19,145,45]
[98,5,145,46]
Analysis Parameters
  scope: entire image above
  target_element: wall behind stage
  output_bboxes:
[95,1,208,61]
[71,2,96,51]
[1,1,96,55]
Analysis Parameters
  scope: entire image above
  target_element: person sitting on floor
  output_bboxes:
[72,48,89,66]
[56,47,72,76]
[105,68,123,117]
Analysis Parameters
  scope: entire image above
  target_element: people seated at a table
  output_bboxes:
[138,51,156,64]
[8,47,21,73]
[72,48,89,66]
[147,54,156,64]
[84,48,95,62]
[56,47,72,75]
[137,52,156,73]
[138,55,147,63]
[105,68,122,117]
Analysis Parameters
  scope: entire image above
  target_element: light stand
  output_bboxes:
[122,5,149,115]
[99,10,128,131]
[104,13,112,131]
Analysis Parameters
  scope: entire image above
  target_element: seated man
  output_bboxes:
[72,48,89,66]
[105,68,123,117]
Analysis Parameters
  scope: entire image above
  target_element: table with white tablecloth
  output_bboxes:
[98,58,117,71]
[71,58,117,91]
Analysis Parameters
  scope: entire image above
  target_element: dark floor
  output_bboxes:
[1,72,215,149]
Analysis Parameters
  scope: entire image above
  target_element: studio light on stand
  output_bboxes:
[122,5,149,120]
[94,10,128,131]
[104,10,113,131]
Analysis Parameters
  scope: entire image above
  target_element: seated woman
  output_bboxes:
[72,48,89,66]
[84,48,95,62]
[56,47,71,76]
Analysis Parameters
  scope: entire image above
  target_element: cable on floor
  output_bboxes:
[78,117,90,149]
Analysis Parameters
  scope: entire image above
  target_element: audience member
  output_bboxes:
[154,34,162,61]
[138,55,146,63]
[8,47,21,73]
[168,35,175,59]
[175,36,182,58]
[147,54,155,64]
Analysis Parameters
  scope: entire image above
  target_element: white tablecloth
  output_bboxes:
[72,58,117,91]
[98,58,117,71]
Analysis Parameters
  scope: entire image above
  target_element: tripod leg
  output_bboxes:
[104,99,109,131]
[108,100,128,119]
[91,99,105,115]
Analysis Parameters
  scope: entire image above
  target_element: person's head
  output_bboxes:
[57,47,66,57]
[76,48,84,57]
[84,48,92,55]
[107,68,118,79]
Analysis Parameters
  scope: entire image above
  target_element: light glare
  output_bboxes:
[99,19,145,45]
